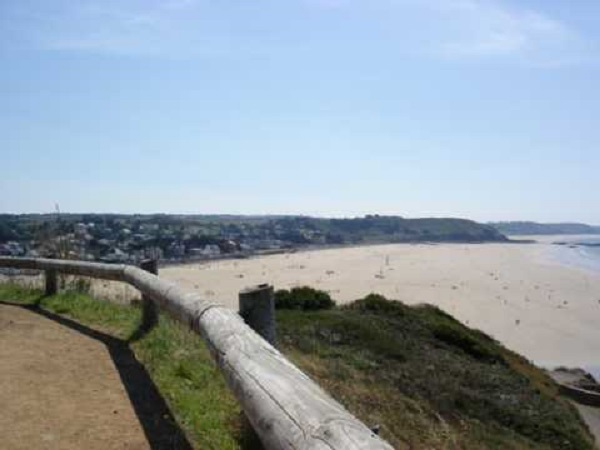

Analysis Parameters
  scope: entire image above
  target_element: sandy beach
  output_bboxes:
[161,236,600,371]
[3,236,598,372]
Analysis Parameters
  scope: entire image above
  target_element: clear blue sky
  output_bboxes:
[1,0,599,223]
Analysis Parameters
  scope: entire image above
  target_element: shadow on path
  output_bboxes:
[0,299,193,450]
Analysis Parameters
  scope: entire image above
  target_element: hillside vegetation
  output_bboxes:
[311,216,508,243]
[0,282,593,450]
[0,214,507,255]
[490,221,600,236]
[276,292,594,449]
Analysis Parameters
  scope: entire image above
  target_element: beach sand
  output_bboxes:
[161,236,600,369]
[3,236,598,370]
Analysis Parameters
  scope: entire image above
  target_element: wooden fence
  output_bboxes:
[0,256,393,450]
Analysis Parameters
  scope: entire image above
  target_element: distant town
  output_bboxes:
[0,213,507,264]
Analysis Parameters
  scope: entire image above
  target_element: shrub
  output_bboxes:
[431,322,501,363]
[344,293,408,316]
[274,286,335,310]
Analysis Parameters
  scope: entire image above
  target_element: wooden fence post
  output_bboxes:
[239,284,276,346]
[239,284,276,447]
[45,269,57,296]
[139,259,159,330]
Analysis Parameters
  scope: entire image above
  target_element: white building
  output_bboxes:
[189,244,221,257]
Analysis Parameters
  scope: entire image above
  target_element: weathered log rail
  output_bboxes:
[0,256,393,450]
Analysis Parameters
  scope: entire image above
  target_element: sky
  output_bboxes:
[1,0,599,223]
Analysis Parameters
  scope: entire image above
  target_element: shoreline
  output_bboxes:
[517,234,600,279]
[158,237,527,269]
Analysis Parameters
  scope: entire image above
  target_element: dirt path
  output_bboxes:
[0,303,150,450]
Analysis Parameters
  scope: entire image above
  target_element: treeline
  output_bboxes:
[269,215,507,244]
[490,221,600,236]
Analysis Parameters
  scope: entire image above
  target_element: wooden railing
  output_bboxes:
[0,256,394,450]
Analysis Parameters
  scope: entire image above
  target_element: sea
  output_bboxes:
[548,236,600,274]
[546,236,600,380]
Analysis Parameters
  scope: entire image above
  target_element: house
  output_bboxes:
[219,239,238,254]
[75,223,88,238]
[166,242,186,258]
[189,245,221,257]
[0,241,24,256]
[100,248,129,263]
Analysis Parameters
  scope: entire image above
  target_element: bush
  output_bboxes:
[274,286,335,310]
[431,322,501,363]
[344,293,408,316]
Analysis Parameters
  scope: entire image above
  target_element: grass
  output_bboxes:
[0,282,595,450]
[277,294,596,450]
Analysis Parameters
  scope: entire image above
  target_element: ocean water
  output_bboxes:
[542,237,600,379]
[587,366,600,382]
[549,236,600,273]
